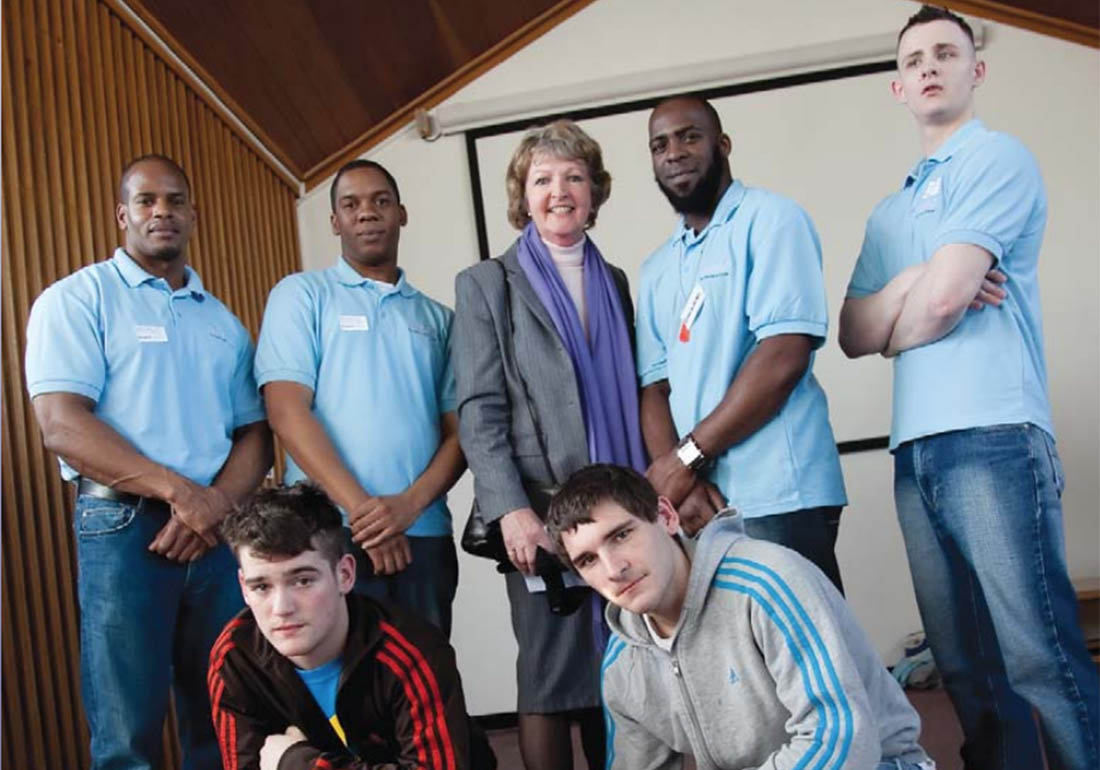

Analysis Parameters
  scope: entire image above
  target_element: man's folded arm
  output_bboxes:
[884,243,994,356]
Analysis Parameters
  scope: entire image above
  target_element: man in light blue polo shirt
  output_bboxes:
[839,7,1098,768]
[636,95,847,592]
[24,154,273,769]
[256,159,465,636]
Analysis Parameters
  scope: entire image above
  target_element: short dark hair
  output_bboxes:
[546,464,660,566]
[221,483,346,567]
[652,94,724,134]
[119,154,191,203]
[898,5,975,49]
[330,159,401,210]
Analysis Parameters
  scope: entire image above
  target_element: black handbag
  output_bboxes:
[460,497,508,563]
[461,260,560,567]
[461,480,557,566]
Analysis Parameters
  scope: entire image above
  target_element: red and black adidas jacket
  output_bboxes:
[208,593,488,770]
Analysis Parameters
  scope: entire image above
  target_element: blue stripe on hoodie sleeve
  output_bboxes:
[727,557,854,768]
[715,557,852,769]
[600,635,628,769]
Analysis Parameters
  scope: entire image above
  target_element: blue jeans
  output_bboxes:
[75,495,244,770]
[876,760,931,770]
[894,424,1099,770]
[875,756,928,770]
[346,530,458,638]
[743,505,844,594]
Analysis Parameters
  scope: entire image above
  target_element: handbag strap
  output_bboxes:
[497,259,559,487]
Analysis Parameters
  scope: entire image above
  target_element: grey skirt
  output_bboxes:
[505,570,606,713]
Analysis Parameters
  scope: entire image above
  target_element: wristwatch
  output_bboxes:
[675,433,708,472]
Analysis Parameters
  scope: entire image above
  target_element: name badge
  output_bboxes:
[679,285,705,343]
[135,325,168,343]
[339,314,369,332]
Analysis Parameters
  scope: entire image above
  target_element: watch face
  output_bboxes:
[676,439,703,469]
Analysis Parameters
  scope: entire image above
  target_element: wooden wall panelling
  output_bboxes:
[5,0,72,762]
[39,12,87,757]
[248,154,272,296]
[221,131,250,322]
[2,1,302,767]
[74,0,110,265]
[193,101,225,310]
[240,144,266,324]
[216,125,245,316]
[230,145,253,319]
[105,9,126,178]
[6,0,83,765]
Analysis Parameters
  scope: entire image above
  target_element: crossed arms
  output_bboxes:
[839,243,1006,359]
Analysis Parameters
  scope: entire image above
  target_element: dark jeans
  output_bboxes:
[344,529,459,638]
[742,505,844,594]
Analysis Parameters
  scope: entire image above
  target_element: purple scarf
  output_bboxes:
[516,221,647,473]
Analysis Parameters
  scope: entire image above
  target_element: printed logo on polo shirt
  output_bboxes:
[913,175,942,216]
[728,667,739,686]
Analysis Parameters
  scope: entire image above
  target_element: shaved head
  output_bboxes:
[651,95,723,134]
[119,154,191,203]
[647,95,732,221]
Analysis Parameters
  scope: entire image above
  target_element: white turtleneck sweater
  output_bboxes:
[543,236,588,336]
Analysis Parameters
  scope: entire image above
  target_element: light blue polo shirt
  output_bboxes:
[636,181,847,519]
[24,248,265,485]
[847,119,1052,450]
[254,258,456,536]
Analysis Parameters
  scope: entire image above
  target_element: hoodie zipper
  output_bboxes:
[670,653,720,768]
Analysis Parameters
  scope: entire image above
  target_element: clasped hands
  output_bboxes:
[645,450,726,537]
[348,493,420,576]
[148,478,236,563]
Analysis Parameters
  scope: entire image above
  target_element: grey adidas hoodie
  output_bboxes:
[601,511,932,770]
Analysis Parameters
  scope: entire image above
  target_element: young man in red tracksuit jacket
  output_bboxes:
[208,483,493,770]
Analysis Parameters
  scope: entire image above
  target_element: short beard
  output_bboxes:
[655,146,725,217]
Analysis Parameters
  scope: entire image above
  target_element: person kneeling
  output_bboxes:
[547,464,932,770]
[209,483,493,769]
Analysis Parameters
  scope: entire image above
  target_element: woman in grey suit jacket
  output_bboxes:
[453,121,646,770]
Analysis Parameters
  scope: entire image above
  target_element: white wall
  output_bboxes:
[296,0,1100,715]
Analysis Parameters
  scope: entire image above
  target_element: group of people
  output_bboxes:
[22,6,1098,770]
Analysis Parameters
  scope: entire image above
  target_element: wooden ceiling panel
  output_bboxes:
[134,0,371,171]
[127,0,1096,186]
[132,0,564,178]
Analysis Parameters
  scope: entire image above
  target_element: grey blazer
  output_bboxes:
[453,241,635,522]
